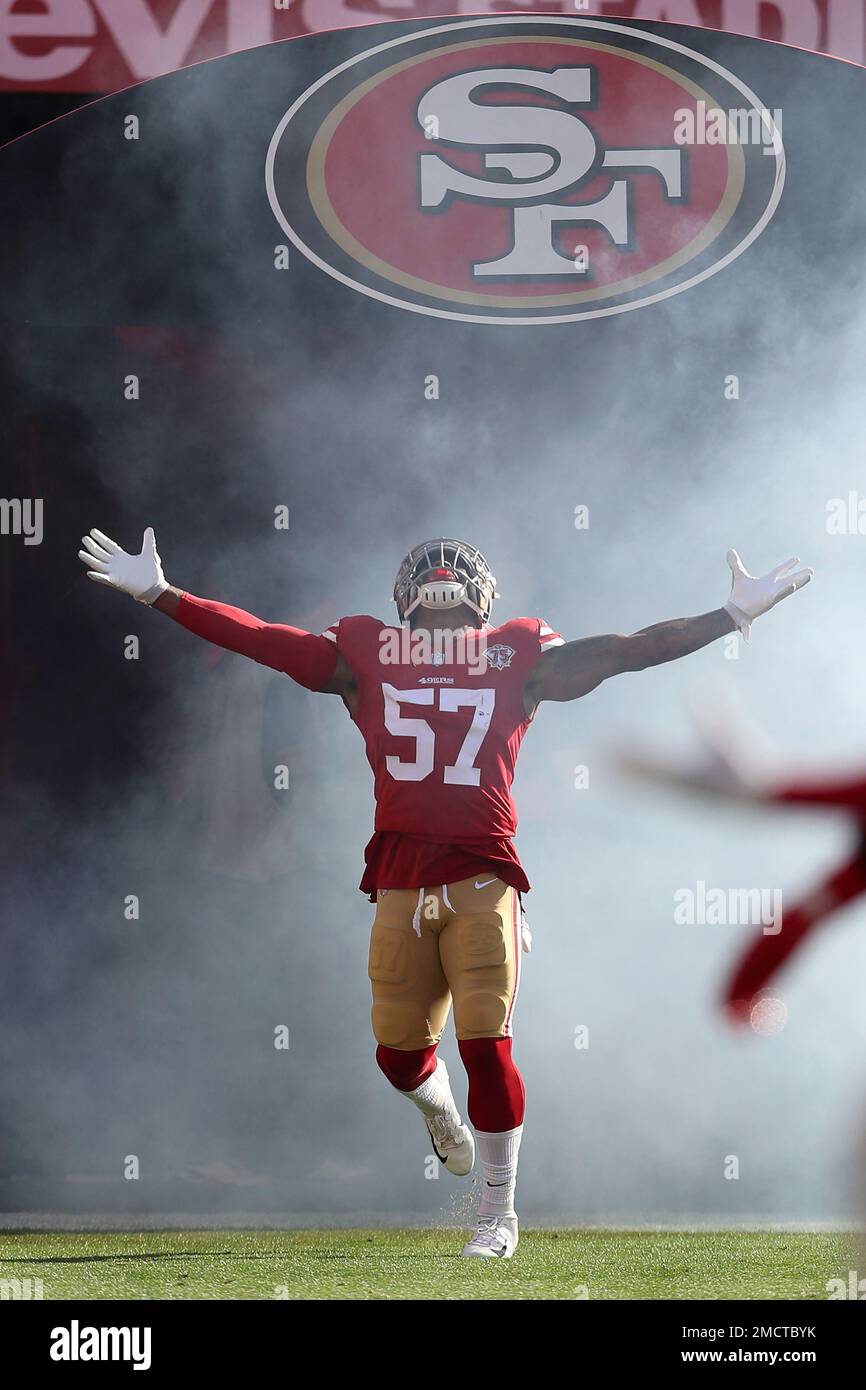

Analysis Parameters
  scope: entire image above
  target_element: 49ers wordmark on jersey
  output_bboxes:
[266,14,784,326]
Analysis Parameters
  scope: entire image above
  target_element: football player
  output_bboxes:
[619,708,866,1023]
[78,529,811,1257]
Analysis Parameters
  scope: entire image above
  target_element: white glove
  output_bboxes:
[724,549,812,640]
[78,527,169,605]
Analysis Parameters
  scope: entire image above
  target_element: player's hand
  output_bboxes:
[616,743,753,800]
[615,700,765,802]
[78,527,169,605]
[723,550,812,640]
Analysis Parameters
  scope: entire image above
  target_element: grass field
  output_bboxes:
[0,1228,853,1300]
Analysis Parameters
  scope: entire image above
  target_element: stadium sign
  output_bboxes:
[266,15,784,325]
[0,2,862,91]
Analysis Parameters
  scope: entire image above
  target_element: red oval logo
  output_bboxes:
[266,16,784,324]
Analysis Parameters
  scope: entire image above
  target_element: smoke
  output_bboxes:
[2,17,866,1227]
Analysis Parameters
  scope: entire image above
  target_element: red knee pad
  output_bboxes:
[376,1043,437,1093]
[458,1037,525,1131]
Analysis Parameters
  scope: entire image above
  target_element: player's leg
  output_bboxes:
[368,887,475,1176]
[439,878,525,1258]
[724,847,866,1017]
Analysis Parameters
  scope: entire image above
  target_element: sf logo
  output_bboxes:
[417,66,684,279]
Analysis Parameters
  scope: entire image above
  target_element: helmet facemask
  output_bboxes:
[393,539,498,625]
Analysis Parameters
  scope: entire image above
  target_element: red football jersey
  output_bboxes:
[323,616,564,896]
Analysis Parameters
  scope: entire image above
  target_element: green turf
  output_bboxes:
[0,1228,853,1300]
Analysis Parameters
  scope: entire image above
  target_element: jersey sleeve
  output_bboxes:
[773,775,866,813]
[174,592,339,692]
[522,618,565,681]
[319,615,385,679]
[493,616,566,688]
[537,620,565,654]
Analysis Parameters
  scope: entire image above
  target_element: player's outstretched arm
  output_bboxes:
[526,550,813,705]
[78,527,353,697]
[615,700,767,802]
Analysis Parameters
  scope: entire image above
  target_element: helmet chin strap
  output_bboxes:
[404,580,483,620]
[419,578,468,609]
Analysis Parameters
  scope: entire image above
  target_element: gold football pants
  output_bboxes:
[367,876,522,1050]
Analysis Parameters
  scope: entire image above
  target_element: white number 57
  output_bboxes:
[382,684,495,786]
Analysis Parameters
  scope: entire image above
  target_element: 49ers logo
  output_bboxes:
[265,15,784,326]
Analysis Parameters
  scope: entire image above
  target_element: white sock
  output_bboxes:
[476,1125,523,1218]
[401,1058,459,1120]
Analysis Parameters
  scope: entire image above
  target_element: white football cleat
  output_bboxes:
[426,1108,475,1177]
[461,1214,519,1259]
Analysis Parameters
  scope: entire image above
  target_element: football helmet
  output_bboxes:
[393,539,498,623]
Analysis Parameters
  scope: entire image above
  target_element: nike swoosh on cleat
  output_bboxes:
[474,878,497,889]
